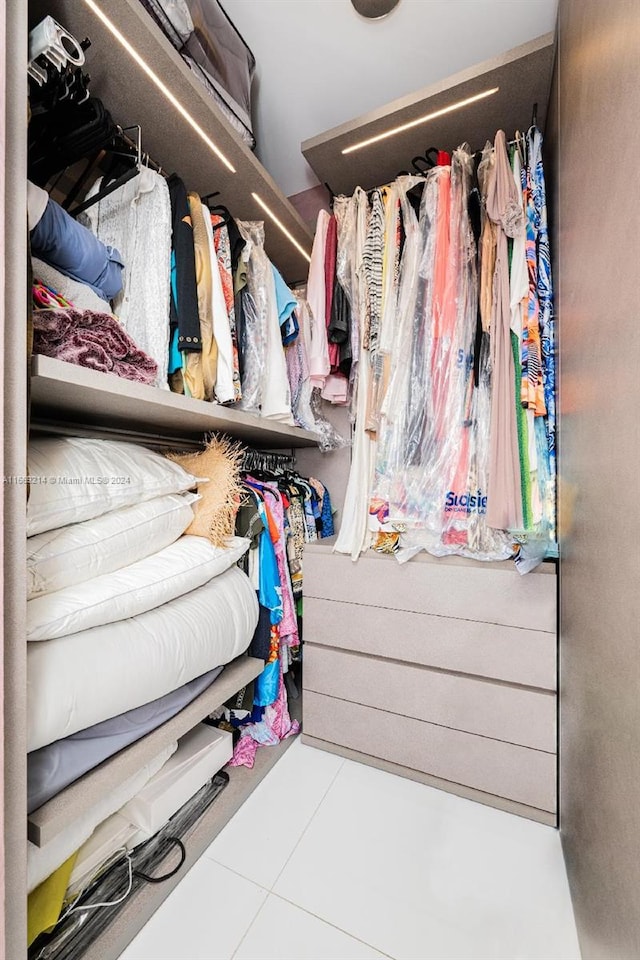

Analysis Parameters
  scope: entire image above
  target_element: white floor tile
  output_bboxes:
[203,738,344,889]
[234,894,388,960]
[119,858,267,960]
[274,758,580,960]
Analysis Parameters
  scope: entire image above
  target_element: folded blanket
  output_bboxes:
[33,308,158,385]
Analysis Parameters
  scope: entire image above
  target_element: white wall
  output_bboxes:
[222,0,558,195]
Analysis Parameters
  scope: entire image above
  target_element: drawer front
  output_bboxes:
[305,597,556,690]
[305,552,556,632]
[304,691,557,813]
[305,645,556,752]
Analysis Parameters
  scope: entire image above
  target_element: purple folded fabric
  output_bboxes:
[33,307,158,385]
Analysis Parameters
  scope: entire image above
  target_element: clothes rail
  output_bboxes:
[29,421,205,451]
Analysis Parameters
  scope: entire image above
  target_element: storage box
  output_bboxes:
[121,725,233,837]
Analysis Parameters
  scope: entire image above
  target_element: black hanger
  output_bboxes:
[410,146,439,175]
[208,203,233,232]
[201,191,221,205]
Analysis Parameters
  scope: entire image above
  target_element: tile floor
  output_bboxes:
[120,738,581,960]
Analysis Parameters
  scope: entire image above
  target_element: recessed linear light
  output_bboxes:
[82,0,236,174]
[341,86,500,154]
[251,193,312,264]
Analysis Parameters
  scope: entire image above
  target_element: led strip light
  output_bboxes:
[252,193,312,263]
[342,86,500,154]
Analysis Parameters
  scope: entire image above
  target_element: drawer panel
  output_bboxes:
[305,645,556,752]
[304,691,556,813]
[305,551,556,632]
[305,597,556,690]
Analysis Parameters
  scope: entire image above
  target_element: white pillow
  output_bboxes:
[27,535,250,641]
[26,438,199,536]
[27,492,198,599]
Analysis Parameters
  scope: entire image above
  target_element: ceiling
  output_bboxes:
[220,0,559,197]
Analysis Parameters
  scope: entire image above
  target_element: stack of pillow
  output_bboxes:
[27,436,258,792]
[26,435,259,945]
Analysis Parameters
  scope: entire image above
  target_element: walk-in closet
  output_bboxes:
[2,0,638,958]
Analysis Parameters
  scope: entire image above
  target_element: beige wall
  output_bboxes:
[557,1,640,957]
[0,0,5,949]
[3,1,28,956]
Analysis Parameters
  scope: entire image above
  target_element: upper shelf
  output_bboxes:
[30,356,320,448]
[302,33,555,196]
[28,0,313,285]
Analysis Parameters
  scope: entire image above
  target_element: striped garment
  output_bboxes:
[362,188,384,353]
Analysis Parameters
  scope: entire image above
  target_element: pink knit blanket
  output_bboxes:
[33,308,158,385]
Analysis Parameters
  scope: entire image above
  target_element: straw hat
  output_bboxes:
[168,434,244,547]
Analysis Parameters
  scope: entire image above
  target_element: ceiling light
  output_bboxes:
[351,0,401,19]
[82,0,236,173]
[342,87,500,154]
[251,193,312,264]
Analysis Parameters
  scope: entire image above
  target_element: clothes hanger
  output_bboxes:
[410,146,439,175]
[68,125,165,216]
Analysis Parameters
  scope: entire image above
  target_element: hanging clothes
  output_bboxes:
[306,210,331,389]
[186,193,217,401]
[485,130,524,531]
[167,174,201,394]
[211,213,242,402]
[202,204,235,403]
[528,124,556,538]
[80,168,171,389]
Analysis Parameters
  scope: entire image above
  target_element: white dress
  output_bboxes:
[81,169,171,389]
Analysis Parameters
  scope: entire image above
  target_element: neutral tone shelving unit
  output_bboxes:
[302,33,555,196]
[29,0,314,284]
[297,36,559,827]
[31,356,320,448]
[1,3,322,956]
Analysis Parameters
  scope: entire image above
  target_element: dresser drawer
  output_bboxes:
[305,551,556,632]
[304,691,557,813]
[305,645,556,751]
[304,597,556,690]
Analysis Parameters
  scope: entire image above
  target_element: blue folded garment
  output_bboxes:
[30,195,124,302]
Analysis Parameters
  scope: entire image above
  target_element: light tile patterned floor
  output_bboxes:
[120,738,581,960]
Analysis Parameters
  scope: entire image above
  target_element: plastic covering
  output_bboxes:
[30,774,229,960]
[285,294,348,451]
[371,152,513,561]
[236,221,293,424]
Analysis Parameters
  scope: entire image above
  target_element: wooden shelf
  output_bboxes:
[28,0,314,284]
[62,697,301,960]
[28,654,265,847]
[30,356,320,448]
[302,33,555,196]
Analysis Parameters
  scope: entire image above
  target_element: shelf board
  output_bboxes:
[63,698,301,960]
[28,654,265,847]
[30,356,319,448]
[28,0,313,284]
[302,33,555,196]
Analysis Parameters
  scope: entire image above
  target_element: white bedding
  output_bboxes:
[27,565,259,751]
[27,535,250,641]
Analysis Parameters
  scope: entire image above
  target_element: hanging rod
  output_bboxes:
[29,418,206,451]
